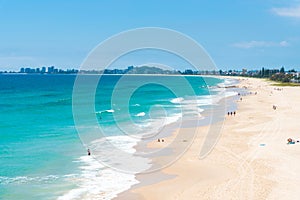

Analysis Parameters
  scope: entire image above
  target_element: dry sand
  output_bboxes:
[116,77,300,200]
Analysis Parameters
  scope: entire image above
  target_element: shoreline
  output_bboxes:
[115,76,244,199]
[116,77,300,199]
[57,75,231,199]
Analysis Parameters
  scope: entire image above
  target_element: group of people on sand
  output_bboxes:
[274,88,283,91]
[238,91,257,96]
[157,138,165,142]
[227,111,236,116]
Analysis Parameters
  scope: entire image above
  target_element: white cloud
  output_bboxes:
[272,6,300,18]
[232,40,289,49]
[279,40,289,46]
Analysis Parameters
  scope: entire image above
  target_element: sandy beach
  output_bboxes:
[116,77,300,200]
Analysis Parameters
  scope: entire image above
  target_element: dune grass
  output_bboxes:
[271,82,300,87]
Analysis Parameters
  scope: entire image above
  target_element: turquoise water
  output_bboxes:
[0,74,226,199]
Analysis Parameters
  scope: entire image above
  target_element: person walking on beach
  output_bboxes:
[287,138,296,144]
[234,111,236,116]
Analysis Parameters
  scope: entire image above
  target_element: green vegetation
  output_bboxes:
[230,66,300,85]
[271,82,300,87]
[270,73,294,83]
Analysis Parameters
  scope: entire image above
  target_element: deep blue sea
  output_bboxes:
[0,74,235,199]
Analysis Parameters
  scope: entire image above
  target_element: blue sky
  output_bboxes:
[0,0,300,71]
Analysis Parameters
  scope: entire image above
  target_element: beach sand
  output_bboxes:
[116,77,300,200]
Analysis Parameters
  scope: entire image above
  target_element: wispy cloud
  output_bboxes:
[232,40,289,49]
[272,6,300,18]
[0,56,34,61]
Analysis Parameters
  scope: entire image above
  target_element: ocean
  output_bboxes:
[0,74,237,199]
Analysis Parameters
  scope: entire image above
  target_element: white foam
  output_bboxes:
[198,108,204,113]
[217,78,237,88]
[139,112,182,135]
[58,136,147,200]
[103,135,140,153]
[135,112,145,117]
[176,90,238,108]
[167,90,237,119]
[57,158,139,200]
[136,122,152,128]
[170,97,184,104]
[95,109,115,114]
[224,91,238,98]
[0,174,62,185]
[224,78,237,86]
[163,113,182,125]
[177,97,213,106]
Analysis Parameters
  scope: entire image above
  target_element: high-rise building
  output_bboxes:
[242,68,247,75]
[25,68,31,73]
[41,67,46,73]
[48,66,55,73]
[127,66,134,71]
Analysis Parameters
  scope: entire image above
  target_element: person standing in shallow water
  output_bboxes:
[87,149,91,156]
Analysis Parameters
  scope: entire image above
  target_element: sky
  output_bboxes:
[0,0,300,71]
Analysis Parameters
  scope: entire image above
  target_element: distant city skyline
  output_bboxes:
[1,64,298,76]
[0,1,300,71]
